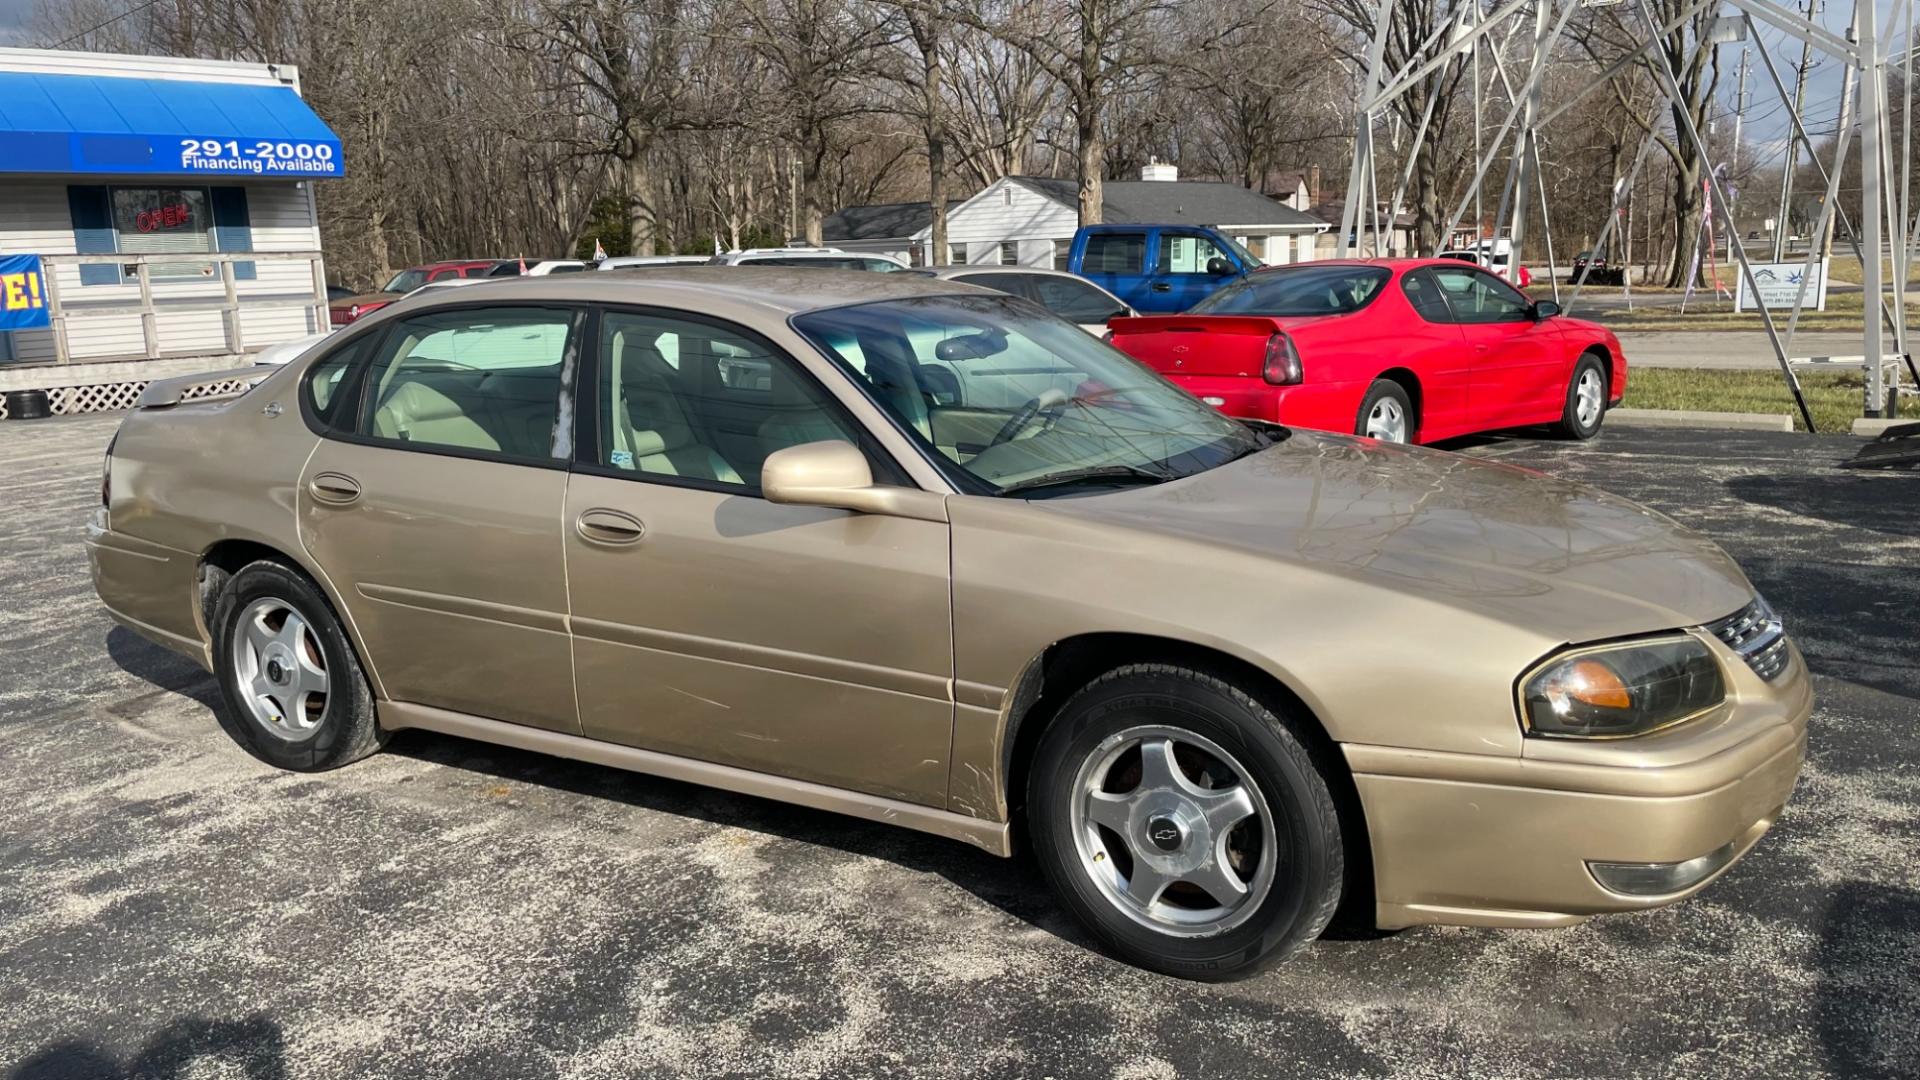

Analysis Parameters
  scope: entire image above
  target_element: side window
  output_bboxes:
[358,306,575,461]
[1401,270,1454,323]
[597,311,862,489]
[1156,233,1230,274]
[951,272,1036,301]
[1430,268,1532,324]
[302,337,369,430]
[1030,276,1126,323]
[1082,233,1146,274]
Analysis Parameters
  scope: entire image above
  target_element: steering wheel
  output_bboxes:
[989,388,1070,447]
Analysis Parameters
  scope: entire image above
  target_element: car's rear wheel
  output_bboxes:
[1027,665,1343,980]
[211,560,382,771]
[1355,380,1414,443]
[1555,355,1608,440]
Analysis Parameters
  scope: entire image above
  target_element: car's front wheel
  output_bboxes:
[1027,665,1344,980]
[211,559,383,771]
[1555,354,1608,440]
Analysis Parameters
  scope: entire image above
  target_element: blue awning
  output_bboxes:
[0,72,344,179]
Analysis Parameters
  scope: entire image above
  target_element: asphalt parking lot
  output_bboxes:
[2,413,1916,1079]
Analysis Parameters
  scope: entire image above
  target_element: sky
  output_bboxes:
[0,0,32,47]
[0,0,1905,158]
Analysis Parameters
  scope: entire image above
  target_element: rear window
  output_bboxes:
[1189,265,1391,316]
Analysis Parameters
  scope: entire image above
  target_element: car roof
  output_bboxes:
[383,265,984,319]
[918,265,1088,280]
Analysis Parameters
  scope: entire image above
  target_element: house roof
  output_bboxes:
[1007,176,1323,230]
[821,201,933,242]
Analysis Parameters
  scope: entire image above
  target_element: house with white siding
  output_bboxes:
[0,47,343,413]
[880,165,1327,269]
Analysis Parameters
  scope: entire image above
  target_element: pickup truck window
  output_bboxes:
[1083,233,1147,274]
[1156,233,1231,274]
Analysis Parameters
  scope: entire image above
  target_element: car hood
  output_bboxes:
[329,291,400,309]
[1046,432,1752,643]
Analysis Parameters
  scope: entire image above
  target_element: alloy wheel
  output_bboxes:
[1070,725,1280,937]
[1366,398,1408,442]
[229,596,330,741]
[1576,368,1604,429]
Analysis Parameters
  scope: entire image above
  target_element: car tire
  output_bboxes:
[1026,664,1344,981]
[1555,354,1608,440]
[211,559,383,772]
[1355,380,1414,443]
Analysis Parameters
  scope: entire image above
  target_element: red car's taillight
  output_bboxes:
[1262,332,1302,385]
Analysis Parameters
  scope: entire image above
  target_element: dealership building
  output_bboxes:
[0,47,342,416]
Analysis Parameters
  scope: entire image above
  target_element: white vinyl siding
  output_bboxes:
[920,179,1077,269]
[0,180,321,363]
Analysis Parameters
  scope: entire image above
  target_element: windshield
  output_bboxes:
[1189,264,1391,316]
[793,294,1266,495]
[382,269,428,293]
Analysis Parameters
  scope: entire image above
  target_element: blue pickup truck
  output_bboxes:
[1064,224,1264,313]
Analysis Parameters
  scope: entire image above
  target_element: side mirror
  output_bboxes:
[760,440,947,522]
[1205,256,1235,276]
[1531,300,1561,320]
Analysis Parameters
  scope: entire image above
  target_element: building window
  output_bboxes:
[1242,235,1265,261]
[945,245,960,266]
[67,185,255,286]
[1052,240,1070,271]
[999,241,1019,266]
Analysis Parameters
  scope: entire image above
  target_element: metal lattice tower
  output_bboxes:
[1338,0,1917,430]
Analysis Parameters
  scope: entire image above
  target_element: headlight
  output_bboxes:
[1520,635,1724,738]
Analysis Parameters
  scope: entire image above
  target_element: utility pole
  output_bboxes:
[1773,0,1818,262]
[1855,0,1885,417]
[1729,47,1750,261]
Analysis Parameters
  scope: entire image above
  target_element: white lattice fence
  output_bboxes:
[11,379,255,417]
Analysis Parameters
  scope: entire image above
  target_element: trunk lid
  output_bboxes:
[1107,314,1338,378]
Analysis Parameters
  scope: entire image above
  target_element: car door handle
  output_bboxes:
[1150,282,1172,292]
[576,508,646,546]
[308,472,362,505]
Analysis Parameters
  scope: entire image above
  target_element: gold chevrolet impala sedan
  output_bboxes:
[88,269,1810,979]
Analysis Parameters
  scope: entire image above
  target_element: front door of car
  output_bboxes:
[1153,230,1238,312]
[561,308,956,807]
[297,305,582,733]
[1429,266,1564,428]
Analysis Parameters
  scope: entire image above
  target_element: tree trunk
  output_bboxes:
[1076,104,1103,226]
[1667,163,1701,288]
[800,130,827,246]
[925,47,948,266]
[625,150,657,257]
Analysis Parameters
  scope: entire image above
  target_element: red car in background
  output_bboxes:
[1104,259,1626,445]
[328,260,499,326]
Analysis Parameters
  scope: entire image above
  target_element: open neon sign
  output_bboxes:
[134,202,195,233]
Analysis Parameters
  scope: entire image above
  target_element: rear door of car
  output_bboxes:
[560,306,956,805]
[296,304,582,733]
[1077,230,1154,311]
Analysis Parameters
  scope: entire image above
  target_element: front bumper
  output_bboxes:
[1347,639,1812,930]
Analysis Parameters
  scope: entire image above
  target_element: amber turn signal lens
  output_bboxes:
[1564,659,1632,709]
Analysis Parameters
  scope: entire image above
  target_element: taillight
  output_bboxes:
[1262,332,1302,385]
[101,431,117,508]
[1101,329,1115,344]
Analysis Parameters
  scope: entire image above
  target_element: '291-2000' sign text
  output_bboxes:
[178,139,341,176]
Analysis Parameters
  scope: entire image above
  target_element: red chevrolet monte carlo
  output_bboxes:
[1105,259,1627,444]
